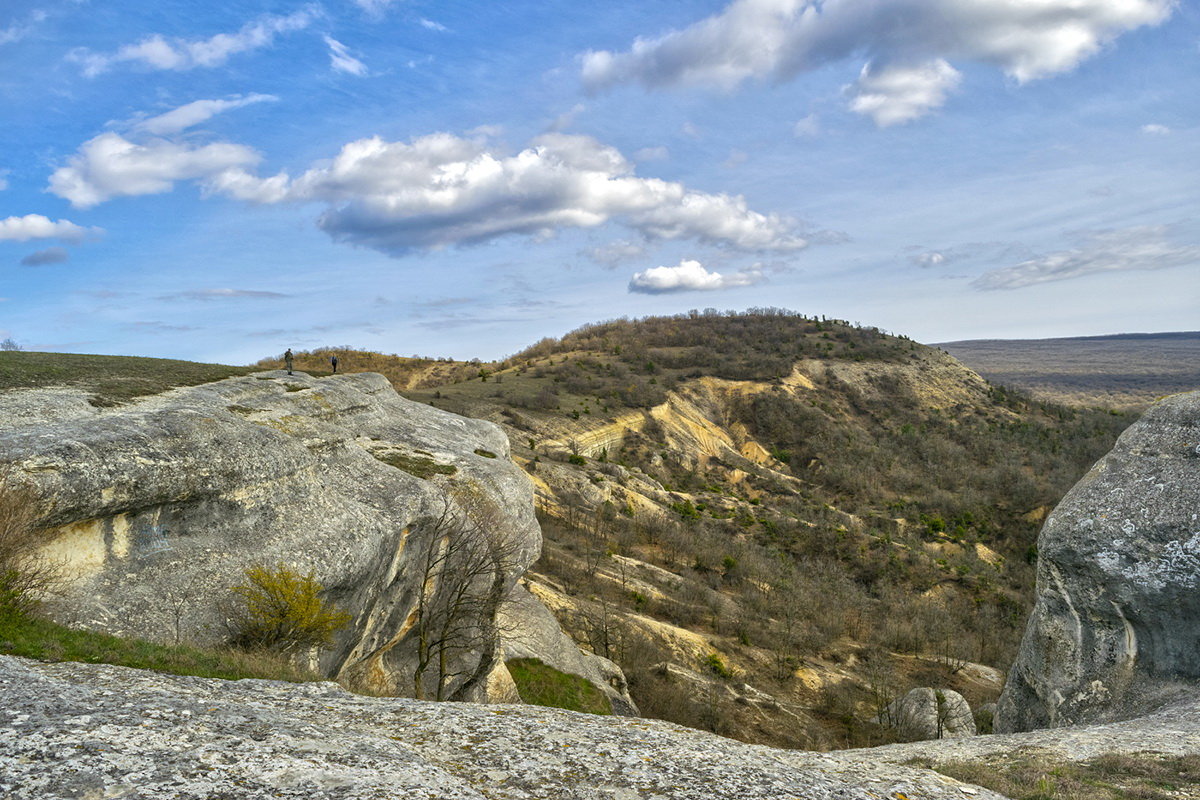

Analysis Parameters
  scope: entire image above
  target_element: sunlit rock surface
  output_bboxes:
[0,655,1005,800]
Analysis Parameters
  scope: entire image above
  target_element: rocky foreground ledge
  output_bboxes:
[0,656,1001,800]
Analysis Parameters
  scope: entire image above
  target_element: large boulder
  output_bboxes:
[881,687,975,740]
[997,390,1200,732]
[0,371,553,701]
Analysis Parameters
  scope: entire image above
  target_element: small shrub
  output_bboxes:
[568,454,587,466]
[0,476,54,618]
[705,652,733,679]
[225,565,351,653]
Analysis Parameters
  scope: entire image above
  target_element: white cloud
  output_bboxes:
[629,259,765,293]
[210,131,807,255]
[70,6,318,76]
[548,103,586,132]
[20,247,70,266]
[972,226,1200,290]
[582,0,1175,124]
[419,18,448,32]
[49,132,260,208]
[136,94,277,136]
[792,114,820,137]
[847,59,961,126]
[324,35,367,75]
[158,288,290,301]
[354,0,399,17]
[910,250,947,268]
[1141,123,1171,135]
[0,9,47,46]
[0,214,100,242]
[634,146,669,161]
[584,239,648,268]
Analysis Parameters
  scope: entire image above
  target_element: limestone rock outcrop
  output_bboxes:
[881,687,975,740]
[0,371,583,702]
[997,390,1200,732]
[0,655,1006,800]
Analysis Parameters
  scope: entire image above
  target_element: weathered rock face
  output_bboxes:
[997,390,1200,733]
[882,687,975,740]
[1,371,546,701]
[0,655,1006,800]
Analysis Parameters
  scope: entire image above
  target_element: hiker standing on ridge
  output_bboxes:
[331,354,339,373]
[284,348,294,375]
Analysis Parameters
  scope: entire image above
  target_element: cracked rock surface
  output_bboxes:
[0,656,1004,800]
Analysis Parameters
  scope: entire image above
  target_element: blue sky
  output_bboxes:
[1,0,1197,363]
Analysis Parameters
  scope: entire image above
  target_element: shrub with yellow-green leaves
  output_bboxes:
[224,565,351,653]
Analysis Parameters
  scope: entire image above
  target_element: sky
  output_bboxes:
[1,0,1197,364]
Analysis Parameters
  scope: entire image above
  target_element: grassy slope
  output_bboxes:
[0,610,316,682]
[0,351,256,406]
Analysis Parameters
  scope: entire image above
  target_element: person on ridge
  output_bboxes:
[284,348,294,375]
[331,354,339,374]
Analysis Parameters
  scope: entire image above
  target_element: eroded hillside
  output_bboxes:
[264,311,1135,748]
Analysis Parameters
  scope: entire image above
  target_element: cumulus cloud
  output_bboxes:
[49,132,260,208]
[209,131,807,255]
[0,214,100,242]
[910,250,947,268]
[847,59,961,126]
[581,0,1175,124]
[136,94,277,136]
[629,258,765,293]
[20,247,70,266]
[158,288,290,301]
[1141,123,1171,135]
[972,226,1200,290]
[70,6,318,76]
[324,35,367,75]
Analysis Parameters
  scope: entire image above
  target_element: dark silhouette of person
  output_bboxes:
[284,348,294,375]
[331,355,339,374]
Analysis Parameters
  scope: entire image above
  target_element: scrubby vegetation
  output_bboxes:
[507,657,613,715]
[224,565,351,653]
[395,310,1135,749]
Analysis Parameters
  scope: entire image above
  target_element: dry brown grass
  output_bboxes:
[918,750,1200,800]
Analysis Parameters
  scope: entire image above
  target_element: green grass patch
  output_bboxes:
[0,351,255,406]
[0,610,316,682]
[507,657,612,715]
[372,451,457,479]
[474,448,498,458]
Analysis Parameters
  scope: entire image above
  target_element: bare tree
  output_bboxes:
[410,491,524,701]
[0,472,55,615]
